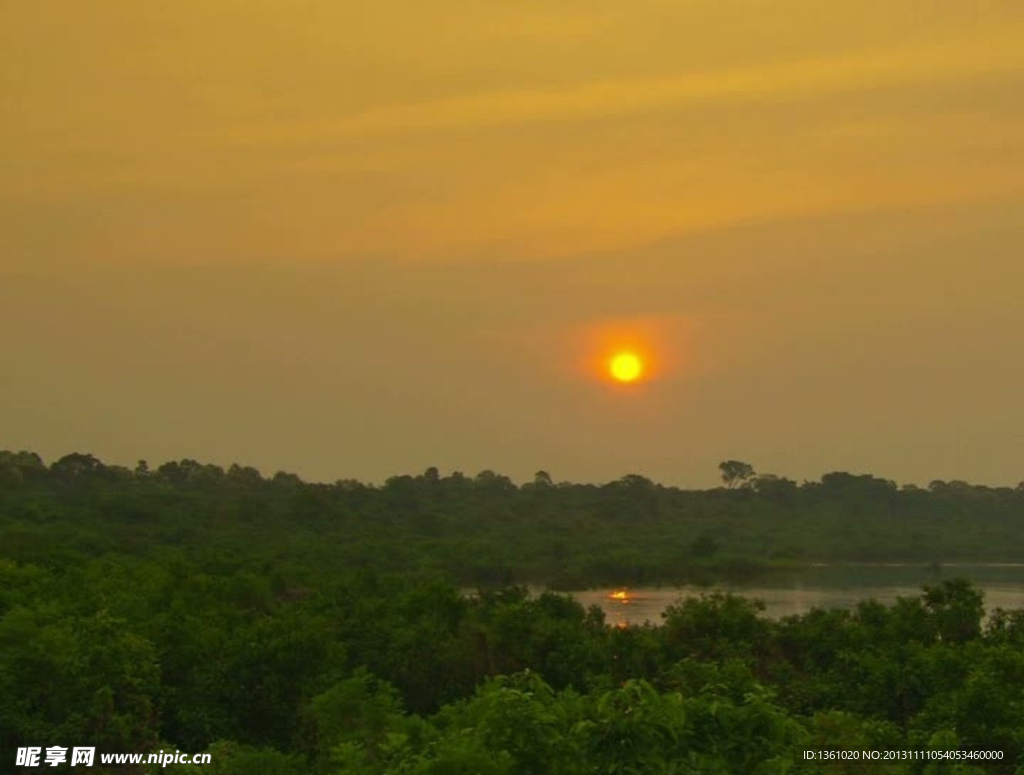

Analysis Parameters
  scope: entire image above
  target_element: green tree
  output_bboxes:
[718,460,755,489]
[922,579,984,644]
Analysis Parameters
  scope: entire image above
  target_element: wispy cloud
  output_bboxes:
[250,26,1024,142]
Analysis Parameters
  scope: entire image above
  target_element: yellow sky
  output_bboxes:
[3,1,1023,485]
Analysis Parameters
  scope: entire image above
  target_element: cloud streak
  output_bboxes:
[248,26,1024,142]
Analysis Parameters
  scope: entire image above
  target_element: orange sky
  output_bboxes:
[3,2,1023,485]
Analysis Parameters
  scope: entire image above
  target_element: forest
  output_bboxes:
[3,450,1024,773]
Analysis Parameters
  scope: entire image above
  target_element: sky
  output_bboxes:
[2,1,1023,487]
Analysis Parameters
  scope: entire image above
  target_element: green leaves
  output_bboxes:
[7,452,1024,773]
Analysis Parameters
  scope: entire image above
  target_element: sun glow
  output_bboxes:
[609,589,632,603]
[580,315,684,387]
[609,352,643,383]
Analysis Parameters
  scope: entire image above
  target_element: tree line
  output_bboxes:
[3,450,1024,588]
[2,450,1024,771]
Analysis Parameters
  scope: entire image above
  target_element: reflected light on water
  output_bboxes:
[575,570,1024,627]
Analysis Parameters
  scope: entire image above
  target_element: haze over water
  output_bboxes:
[575,565,1024,626]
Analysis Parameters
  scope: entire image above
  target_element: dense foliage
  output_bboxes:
[3,450,1024,773]
[3,451,1024,588]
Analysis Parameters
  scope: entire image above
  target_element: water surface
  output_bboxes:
[569,564,1024,627]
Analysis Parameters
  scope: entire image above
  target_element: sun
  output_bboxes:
[608,351,643,383]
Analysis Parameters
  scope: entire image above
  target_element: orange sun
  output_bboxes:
[608,351,643,383]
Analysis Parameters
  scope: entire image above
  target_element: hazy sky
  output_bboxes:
[3,1,1023,486]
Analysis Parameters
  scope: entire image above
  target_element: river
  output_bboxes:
[566,564,1024,627]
